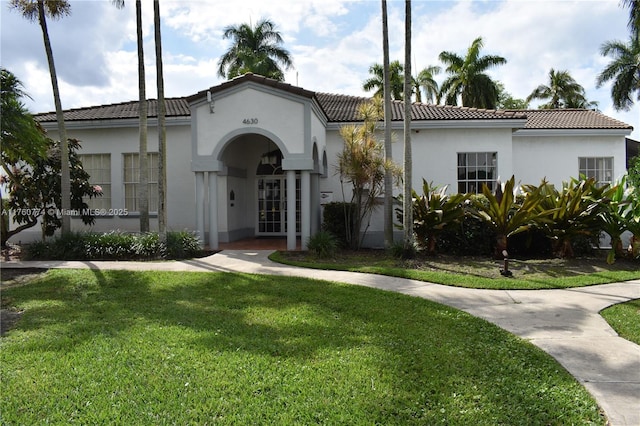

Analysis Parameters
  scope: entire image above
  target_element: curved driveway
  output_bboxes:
[3,250,639,426]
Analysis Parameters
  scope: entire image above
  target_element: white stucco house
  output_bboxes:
[29,73,633,249]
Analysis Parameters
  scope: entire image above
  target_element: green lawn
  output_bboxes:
[0,270,605,425]
[600,299,640,346]
[271,251,640,290]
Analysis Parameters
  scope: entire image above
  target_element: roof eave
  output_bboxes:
[513,128,633,137]
[411,118,527,130]
[325,118,527,131]
[39,116,191,130]
[187,73,316,104]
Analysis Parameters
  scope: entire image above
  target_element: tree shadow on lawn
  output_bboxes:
[2,269,606,424]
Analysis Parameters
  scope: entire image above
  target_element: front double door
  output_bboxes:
[256,176,300,235]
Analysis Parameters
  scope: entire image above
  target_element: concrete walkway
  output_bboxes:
[2,250,639,425]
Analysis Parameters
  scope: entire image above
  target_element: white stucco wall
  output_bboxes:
[9,122,194,243]
[195,86,306,157]
[408,127,514,192]
[310,109,327,172]
[322,125,514,196]
[513,132,628,187]
[320,124,629,247]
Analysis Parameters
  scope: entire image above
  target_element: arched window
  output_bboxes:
[256,148,283,175]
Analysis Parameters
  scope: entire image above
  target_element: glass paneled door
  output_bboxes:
[257,177,284,234]
[256,176,301,235]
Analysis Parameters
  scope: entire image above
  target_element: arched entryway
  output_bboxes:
[194,130,317,251]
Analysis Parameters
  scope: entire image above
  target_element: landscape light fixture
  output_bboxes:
[500,249,513,277]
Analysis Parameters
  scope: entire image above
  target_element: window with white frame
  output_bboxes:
[457,152,497,194]
[123,153,158,212]
[579,157,613,186]
[79,154,111,209]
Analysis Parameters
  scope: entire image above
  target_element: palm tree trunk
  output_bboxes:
[154,0,167,243]
[427,234,437,255]
[402,0,413,252]
[137,0,149,233]
[354,190,363,250]
[560,239,574,259]
[381,0,393,248]
[612,236,625,259]
[37,0,70,234]
[495,233,507,260]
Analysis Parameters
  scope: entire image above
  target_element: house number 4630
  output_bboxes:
[242,118,258,125]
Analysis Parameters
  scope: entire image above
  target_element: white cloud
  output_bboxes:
[408,0,637,136]
[162,0,350,42]
[1,0,636,138]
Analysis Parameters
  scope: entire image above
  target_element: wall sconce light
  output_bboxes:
[207,91,215,113]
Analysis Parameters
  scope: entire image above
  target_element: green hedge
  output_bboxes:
[322,202,356,248]
[25,230,202,261]
[438,216,495,256]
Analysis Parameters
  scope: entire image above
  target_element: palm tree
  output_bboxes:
[136,0,149,232]
[381,0,394,248]
[403,0,413,254]
[111,1,148,232]
[1,68,49,245]
[10,0,72,234]
[596,35,640,111]
[154,0,167,243]
[413,65,441,104]
[217,18,293,81]
[527,68,592,109]
[438,37,506,109]
[0,68,47,171]
[622,0,640,38]
[337,98,397,249]
[363,61,405,100]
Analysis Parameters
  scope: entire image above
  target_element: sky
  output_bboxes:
[1,0,638,139]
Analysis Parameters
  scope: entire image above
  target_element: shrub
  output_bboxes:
[322,202,356,248]
[24,230,202,261]
[388,240,418,259]
[439,215,495,256]
[84,231,137,260]
[571,234,599,257]
[27,232,87,260]
[307,231,338,258]
[23,240,49,260]
[396,180,469,255]
[507,227,552,258]
[132,233,161,259]
[165,230,201,259]
[467,177,549,259]
[530,177,607,258]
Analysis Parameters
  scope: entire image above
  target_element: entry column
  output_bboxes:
[195,172,205,247]
[208,172,218,250]
[310,172,320,236]
[301,170,311,250]
[286,170,296,250]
